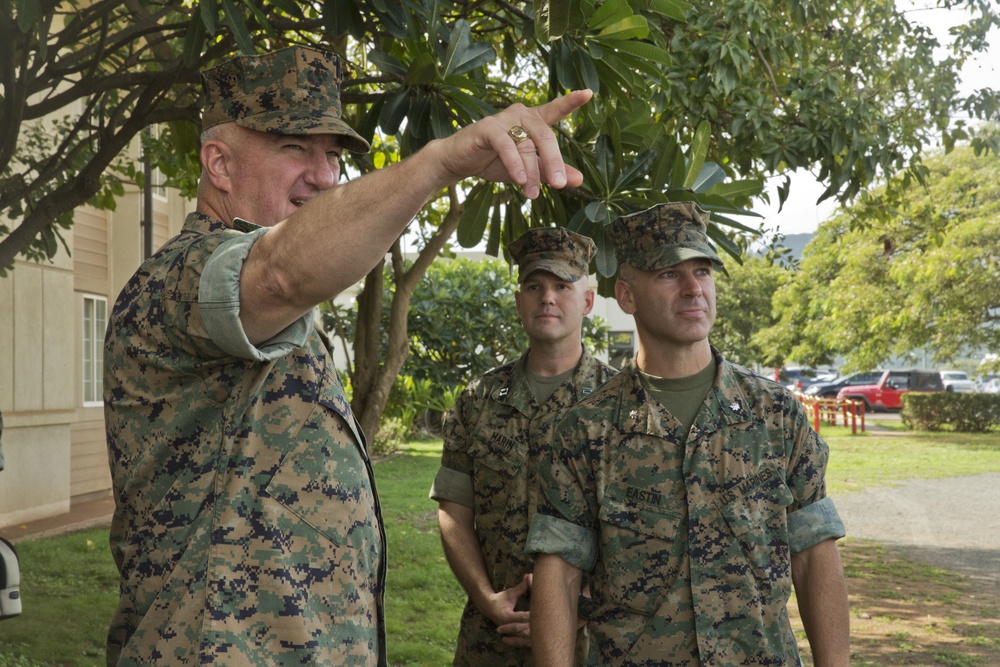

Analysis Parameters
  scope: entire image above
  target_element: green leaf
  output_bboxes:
[442,19,496,77]
[595,38,672,68]
[200,0,219,36]
[705,179,764,200]
[485,202,503,256]
[380,90,410,135]
[689,162,725,193]
[649,134,679,191]
[596,15,649,40]
[240,0,277,40]
[270,0,306,20]
[14,0,42,33]
[537,0,572,41]
[614,150,657,191]
[645,0,691,22]
[589,0,633,31]
[505,200,528,246]
[324,0,365,38]
[368,50,408,77]
[457,183,493,248]
[221,0,254,55]
[583,200,608,222]
[571,45,601,92]
[595,135,615,190]
[429,98,455,139]
[182,14,207,68]
[406,52,438,85]
[594,223,618,278]
[682,121,710,189]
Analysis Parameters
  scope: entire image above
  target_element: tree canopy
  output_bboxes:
[4,0,999,434]
[757,138,1000,371]
[3,0,999,273]
[713,255,790,368]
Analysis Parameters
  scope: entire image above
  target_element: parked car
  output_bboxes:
[836,369,944,411]
[981,378,1000,394]
[803,371,883,398]
[939,370,977,393]
[779,366,818,392]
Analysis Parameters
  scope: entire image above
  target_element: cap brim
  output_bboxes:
[237,108,371,153]
[634,246,724,271]
[519,260,585,283]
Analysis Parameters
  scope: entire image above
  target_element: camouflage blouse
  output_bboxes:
[431,349,616,666]
[104,213,386,666]
[527,352,845,666]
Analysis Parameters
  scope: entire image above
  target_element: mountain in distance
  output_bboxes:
[750,232,813,263]
[778,233,812,262]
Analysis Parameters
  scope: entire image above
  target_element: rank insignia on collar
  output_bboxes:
[730,401,740,411]
[582,387,592,396]
[629,409,638,419]
[498,387,509,397]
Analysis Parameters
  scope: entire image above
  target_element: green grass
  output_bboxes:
[377,438,466,665]
[0,437,464,667]
[0,532,116,667]
[823,430,1000,495]
[2,430,999,666]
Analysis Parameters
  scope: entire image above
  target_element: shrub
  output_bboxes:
[372,416,408,456]
[902,393,1000,432]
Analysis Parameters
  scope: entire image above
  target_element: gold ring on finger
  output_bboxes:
[508,125,530,144]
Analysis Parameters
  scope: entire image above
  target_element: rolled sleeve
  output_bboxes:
[429,467,474,508]
[788,496,846,554]
[525,512,598,572]
[199,228,311,360]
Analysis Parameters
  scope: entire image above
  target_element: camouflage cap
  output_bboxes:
[610,201,723,270]
[200,46,370,153]
[508,227,596,283]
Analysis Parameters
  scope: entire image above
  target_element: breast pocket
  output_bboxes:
[717,472,793,585]
[598,485,683,616]
[263,395,378,555]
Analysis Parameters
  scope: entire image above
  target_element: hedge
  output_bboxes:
[901,392,1000,432]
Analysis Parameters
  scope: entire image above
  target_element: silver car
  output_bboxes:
[940,370,978,393]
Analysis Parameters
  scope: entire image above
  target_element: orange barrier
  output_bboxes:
[794,394,866,434]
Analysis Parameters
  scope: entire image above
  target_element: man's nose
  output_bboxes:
[680,273,702,296]
[306,152,340,190]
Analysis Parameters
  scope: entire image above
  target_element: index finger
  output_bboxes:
[520,89,593,190]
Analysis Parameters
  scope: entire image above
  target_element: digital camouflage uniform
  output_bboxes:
[527,202,845,666]
[430,226,616,666]
[431,350,616,666]
[527,353,845,666]
[104,47,383,666]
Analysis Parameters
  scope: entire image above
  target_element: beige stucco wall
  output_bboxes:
[0,245,77,527]
[0,169,191,528]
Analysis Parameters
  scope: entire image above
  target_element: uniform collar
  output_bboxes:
[490,347,602,414]
[615,347,752,438]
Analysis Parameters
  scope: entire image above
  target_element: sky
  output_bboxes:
[752,2,999,238]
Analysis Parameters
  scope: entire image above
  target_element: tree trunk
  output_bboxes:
[349,186,464,442]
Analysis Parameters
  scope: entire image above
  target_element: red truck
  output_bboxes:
[836,369,943,411]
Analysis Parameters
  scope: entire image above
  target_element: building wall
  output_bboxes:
[0,236,76,526]
[0,166,190,528]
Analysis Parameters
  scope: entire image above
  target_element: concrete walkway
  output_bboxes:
[0,494,114,544]
[834,473,1000,594]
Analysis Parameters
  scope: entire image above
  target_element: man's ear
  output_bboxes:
[614,280,636,315]
[200,139,232,193]
[582,287,595,316]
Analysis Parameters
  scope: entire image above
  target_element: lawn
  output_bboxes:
[1,431,999,666]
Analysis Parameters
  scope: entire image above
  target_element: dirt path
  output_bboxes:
[834,472,1000,596]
